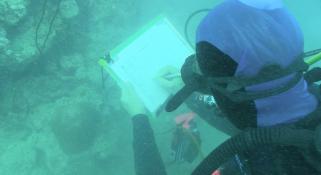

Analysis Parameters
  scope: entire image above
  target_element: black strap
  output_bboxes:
[304,48,321,58]
[207,58,308,91]
[206,58,308,102]
[210,73,303,102]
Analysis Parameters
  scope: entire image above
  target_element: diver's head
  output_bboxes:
[238,0,284,10]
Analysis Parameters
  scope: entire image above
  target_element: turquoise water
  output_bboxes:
[0,0,321,175]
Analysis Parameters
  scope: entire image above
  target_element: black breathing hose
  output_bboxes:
[304,48,321,58]
[192,127,315,175]
[184,9,211,49]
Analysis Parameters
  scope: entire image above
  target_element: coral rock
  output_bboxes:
[0,0,28,26]
[59,0,79,19]
[51,102,102,155]
[0,26,9,50]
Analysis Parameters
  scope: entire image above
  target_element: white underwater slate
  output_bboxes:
[109,16,193,113]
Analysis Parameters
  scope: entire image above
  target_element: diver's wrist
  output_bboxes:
[128,108,148,118]
[132,113,149,119]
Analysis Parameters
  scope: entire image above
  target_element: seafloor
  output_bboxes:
[0,0,320,175]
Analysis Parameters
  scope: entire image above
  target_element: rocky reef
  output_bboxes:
[0,0,140,174]
[0,0,81,78]
[0,0,28,26]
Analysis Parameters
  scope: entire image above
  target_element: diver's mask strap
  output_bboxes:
[209,72,304,102]
[205,58,309,102]
[207,57,308,90]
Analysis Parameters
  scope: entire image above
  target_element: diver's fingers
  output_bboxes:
[155,76,177,89]
[157,65,179,77]
[120,82,135,102]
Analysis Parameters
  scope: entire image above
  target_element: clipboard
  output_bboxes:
[100,15,194,114]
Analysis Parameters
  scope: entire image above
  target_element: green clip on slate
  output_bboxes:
[98,57,123,87]
[306,51,321,66]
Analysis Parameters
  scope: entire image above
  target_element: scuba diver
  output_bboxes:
[116,0,321,175]
[120,83,167,175]
[165,0,321,174]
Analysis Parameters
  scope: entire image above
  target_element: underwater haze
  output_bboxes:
[0,0,321,175]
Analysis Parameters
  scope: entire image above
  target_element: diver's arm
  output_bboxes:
[120,83,167,175]
[132,114,167,175]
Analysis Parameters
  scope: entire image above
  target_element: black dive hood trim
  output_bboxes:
[192,125,321,175]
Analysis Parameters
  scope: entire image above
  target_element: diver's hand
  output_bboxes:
[155,66,184,93]
[120,83,147,116]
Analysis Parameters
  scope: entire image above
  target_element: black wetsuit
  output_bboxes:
[132,114,167,175]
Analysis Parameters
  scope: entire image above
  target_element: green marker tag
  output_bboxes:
[98,57,124,87]
[306,52,321,65]
[98,58,108,68]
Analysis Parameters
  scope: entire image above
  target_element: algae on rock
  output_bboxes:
[0,27,9,50]
[0,0,28,26]
[51,102,102,155]
[0,0,146,174]
[60,0,79,19]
